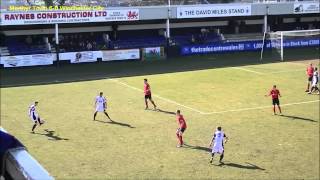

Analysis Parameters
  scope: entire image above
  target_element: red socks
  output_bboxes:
[178,135,183,145]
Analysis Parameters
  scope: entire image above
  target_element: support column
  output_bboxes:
[55,23,60,67]
[166,0,171,39]
[264,6,269,33]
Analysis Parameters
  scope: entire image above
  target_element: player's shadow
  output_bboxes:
[183,144,211,152]
[156,108,176,115]
[34,129,69,141]
[95,119,135,128]
[215,162,265,171]
[279,114,318,123]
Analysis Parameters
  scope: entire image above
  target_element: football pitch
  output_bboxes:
[1,52,319,179]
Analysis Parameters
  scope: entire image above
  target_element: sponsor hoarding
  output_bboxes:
[0,53,54,67]
[142,47,165,60]
[294,3,320,14]
[59,51,102,63]
[181,38,319,55]
[102,49,140,61]
[0,9,139,25]
[177,5,251,19]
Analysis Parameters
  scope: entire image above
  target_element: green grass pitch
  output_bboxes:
[1,52,319,179]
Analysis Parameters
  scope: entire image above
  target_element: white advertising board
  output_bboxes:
[1,53,54,67]
[59,51,102,63]
[102,49,140,61]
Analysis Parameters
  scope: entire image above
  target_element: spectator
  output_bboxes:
[103,33,109,42]
[86,41,93,50]
[59,41,65,52]
[79,41,85,51]
[220,33,225,41]
[92,41,97,50]
[25,36,32,45]
[69,41,74,51]
[191,35,196,44]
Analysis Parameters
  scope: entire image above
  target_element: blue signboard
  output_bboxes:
[181,38,320,55]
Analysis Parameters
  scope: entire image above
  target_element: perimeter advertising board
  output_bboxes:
[59,51,102,63]
[181,38,320,55]
[0,53,54,67]
[102,49,140,61]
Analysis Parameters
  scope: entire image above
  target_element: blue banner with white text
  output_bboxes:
[181,38,320,55]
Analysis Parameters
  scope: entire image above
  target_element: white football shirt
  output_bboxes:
[96,96,106,106]
[29,104,38,117]
[213,130,225,147]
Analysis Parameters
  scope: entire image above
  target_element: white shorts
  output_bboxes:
[212,144,224,154]
[312,80,318,87]
[96,105,105,112]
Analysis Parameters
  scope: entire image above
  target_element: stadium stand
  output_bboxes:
[2,36,51,56]
[1,20,317,55]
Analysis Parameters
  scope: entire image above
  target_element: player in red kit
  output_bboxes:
[265,85,282,115]
[176,110,187,148]
[306,63,314,92]
[144,79,157,110]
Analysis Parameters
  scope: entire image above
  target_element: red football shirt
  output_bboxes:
[269,89,280,99]
[177,115,187,129]
[144,83,151,95]
[307,66,314,77]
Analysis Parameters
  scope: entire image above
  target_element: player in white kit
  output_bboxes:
[308,67,319,94]
[209,126,228,163]
[28,101,44,133]
[93,92,112,121]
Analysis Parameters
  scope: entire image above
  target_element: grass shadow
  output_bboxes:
[95,119,135,128]
[280,114,318,123]
[215,162,266,171]
[156,108,176,115]
[183,143,211,152]
[33,129,69,141]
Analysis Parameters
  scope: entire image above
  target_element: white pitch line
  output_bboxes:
[202,100,320,115]
[287,62,308,67]
[232,67,264,75]
[269,69,305,74]
[109,79,205,114]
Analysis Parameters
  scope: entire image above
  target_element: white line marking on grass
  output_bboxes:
[268,69,305,74]
[232,67,264,75]
[202,100,320,115]
[109,79,205,114]
[287,62,307,66]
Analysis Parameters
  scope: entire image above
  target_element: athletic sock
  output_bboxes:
[32,124,37,132]
[104,112,111,119]
[219,154,224,162]
[179,135,183,145]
